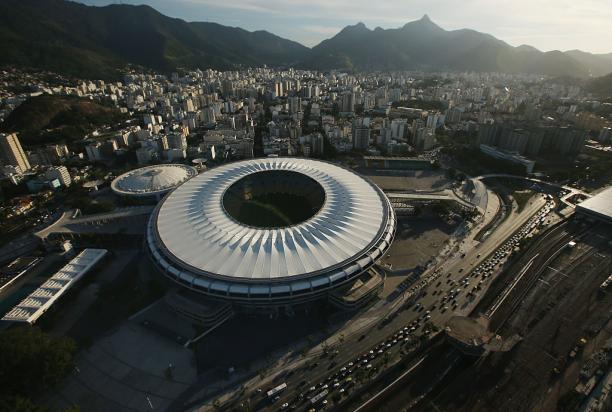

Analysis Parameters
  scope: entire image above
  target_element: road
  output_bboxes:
[194,193,556,412]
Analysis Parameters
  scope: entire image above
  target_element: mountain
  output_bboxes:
[0,0,309,78]
[586,72,612,96]
[565,50,612,77]
[1,95,126,146]
[304,15,612,78]
[0,2,610,79]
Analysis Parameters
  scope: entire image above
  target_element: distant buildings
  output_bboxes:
[45,166,72,187]
[475,123,586,157]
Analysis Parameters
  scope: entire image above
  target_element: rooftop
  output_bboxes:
[111,164,197,196]
[577,186,612,221]
[151,158,391,281]
[2,249,107,324]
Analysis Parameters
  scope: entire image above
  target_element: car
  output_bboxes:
[281,403,289,409]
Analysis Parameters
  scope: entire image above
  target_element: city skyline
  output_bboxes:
[79,0,612,54]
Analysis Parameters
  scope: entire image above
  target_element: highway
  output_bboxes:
[202,192,558,412]
[347,219,594,412]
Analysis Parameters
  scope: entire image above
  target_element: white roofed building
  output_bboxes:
[146,158,396,310]
[111,164,197,202]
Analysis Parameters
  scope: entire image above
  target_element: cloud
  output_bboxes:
[301,25,343,36]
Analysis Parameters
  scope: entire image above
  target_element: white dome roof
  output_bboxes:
[111,164,197,197]
[151,158,392,281]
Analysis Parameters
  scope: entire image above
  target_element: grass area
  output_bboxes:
[233,193,318,228]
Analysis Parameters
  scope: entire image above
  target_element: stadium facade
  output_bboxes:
[146,158,396,310]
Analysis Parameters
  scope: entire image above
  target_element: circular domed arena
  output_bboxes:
[146,158,396,309]
[111,164,198,202]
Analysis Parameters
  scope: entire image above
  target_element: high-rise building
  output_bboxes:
[353,126,370,150]
[597,127,611,143]
[167,133,187,150]
[221,79,234,97]
[289,96,301,114]
[0,133,30,172]
[85,142,103,162]
[203,107,216,124]
[340,92,355,114]
[445,107,463,124]
[426,112,444,129]
[391,119,408,140]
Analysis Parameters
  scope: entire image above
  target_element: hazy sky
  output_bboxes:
[79,0,612,53]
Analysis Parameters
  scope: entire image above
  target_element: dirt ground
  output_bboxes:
[380,216,458,296]
[360,169,450,192]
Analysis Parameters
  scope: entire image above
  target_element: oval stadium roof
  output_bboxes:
[151,158,392,282]
[111,164,197,197]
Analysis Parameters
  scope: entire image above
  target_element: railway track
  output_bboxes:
[486,221,594,331]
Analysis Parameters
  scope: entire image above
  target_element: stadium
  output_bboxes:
[146,158,396,310]
[111,164,198,202]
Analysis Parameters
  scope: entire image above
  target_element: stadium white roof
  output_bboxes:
[111,164,197,197]
[577,186,612,222]
[153,158,390,281]
[2,249,107,324]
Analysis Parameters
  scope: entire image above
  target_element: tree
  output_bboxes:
[0,326,76,411]
[0,395,46,412]
[445,168,457,180]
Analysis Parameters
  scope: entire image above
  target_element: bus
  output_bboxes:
[267,382,287,399]
[310,389,328,405]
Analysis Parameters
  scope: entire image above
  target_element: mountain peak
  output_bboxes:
[349,22,369,31]
[337,22,370,36]
[403,14,442,31]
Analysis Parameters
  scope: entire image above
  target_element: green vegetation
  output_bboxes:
[1,1,611,77]
[0,326,76,412]
[586,72,612,96]
[302,17,610,77]
[0,95,127,147]
[232,193,318,228]
[0,0,309,78]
